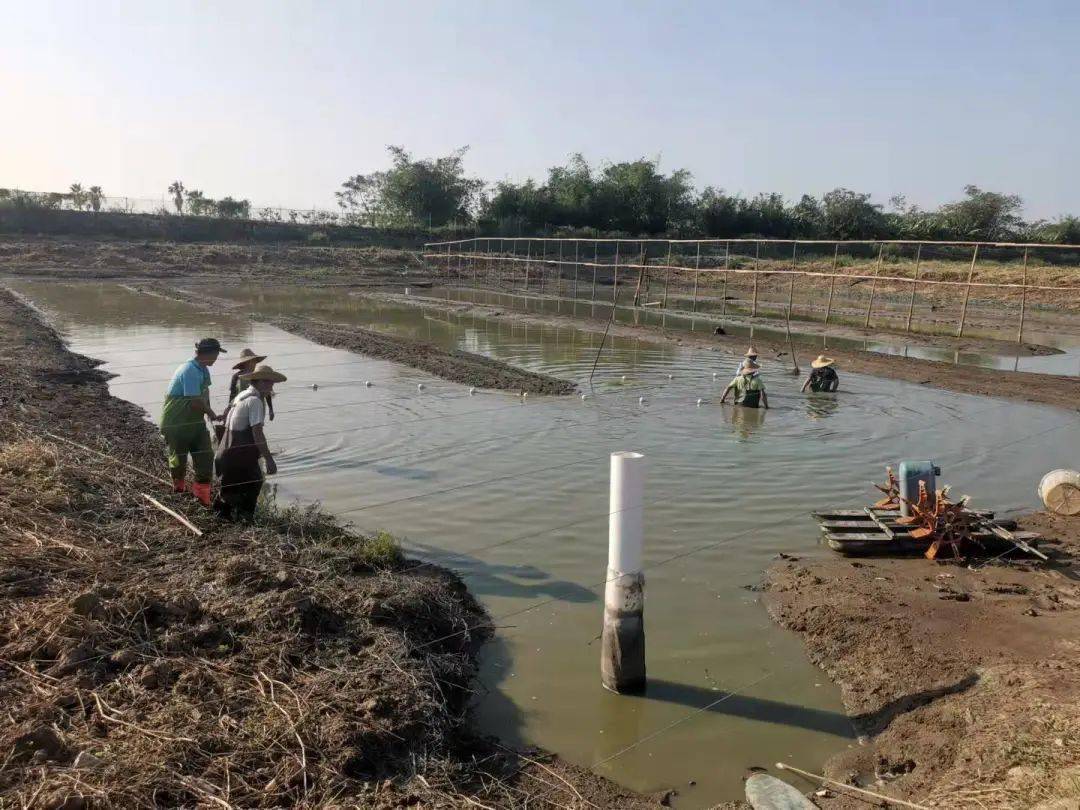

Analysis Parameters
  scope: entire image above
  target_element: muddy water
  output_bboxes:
[431,286,1080,377]
[12,281,1080,806]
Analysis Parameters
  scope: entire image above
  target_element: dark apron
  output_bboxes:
[214,426,263,518]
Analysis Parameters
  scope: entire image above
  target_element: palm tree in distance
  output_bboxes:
[168,181,185,214]
[69,183,86,210]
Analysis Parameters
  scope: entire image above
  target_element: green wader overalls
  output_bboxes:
[160,360,214,486]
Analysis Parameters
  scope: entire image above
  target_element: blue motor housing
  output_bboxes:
[898,460,941,517]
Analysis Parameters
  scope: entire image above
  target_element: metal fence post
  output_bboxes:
[956,244,980,337]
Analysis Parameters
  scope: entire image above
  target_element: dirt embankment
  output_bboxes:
[142,283,576,395]
[376,292,1080,412]
[0,289,646,808]
[764,511,1080,809]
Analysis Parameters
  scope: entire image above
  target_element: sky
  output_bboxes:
[2,0,1078,219]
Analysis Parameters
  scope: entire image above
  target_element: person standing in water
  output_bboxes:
[214,364,285,521]
[161,338,225,506]
[216,348,273,440]
[719,361,769,408]
[801,355,840,393]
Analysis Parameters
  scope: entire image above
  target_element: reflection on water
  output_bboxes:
[11,281,1080,806]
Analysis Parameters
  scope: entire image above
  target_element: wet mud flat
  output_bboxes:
[0,289,648,809]
[369,290,1080,412]
[764,510,1080,809]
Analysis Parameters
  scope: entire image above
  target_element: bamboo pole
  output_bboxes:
[956,243,980,337]
[786,242,797,324]
[539,240,547,293]
[446,243,451,278]
[142,494,203,537]
[720,240,730,315]
[524,240,531,290]
[775,763,930,810]
[663,241,673,308]
[632,241,647,306]
[573,240,580,298]
[864,243,884,328]
[592,242,599,300]
[905,243,922,333]
[691,241,701,312]
[824,242,839,325]
[751,241,760,317]
[612,240,621,303]
[557,239,564,294]
[1017,247,1029,343]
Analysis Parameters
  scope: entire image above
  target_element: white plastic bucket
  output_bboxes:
[1038,469,1080,516]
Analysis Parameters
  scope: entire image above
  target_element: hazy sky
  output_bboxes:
[3,0,1077,218]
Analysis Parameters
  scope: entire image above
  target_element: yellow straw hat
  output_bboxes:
[741,361,761,375]
[811,355,836,369]
[745,346,759,357]
[232,348,267,370]
[239,364,287,383]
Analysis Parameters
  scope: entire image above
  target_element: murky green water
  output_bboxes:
[10,281,1079,806]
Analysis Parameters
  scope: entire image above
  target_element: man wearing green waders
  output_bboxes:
[161,338,225,506]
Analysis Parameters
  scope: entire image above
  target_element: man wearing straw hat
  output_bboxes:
[736,345,759,378]
[161,337,225,506]
[215,348,273,441]
[214,364,286,522]
[719,361,769,409]
[802,355,840,393]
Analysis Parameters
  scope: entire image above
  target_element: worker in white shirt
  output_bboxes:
[213,364,286,521]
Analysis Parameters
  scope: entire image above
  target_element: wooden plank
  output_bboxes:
[813,508,994,520]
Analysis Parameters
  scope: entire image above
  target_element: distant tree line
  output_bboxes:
[336,147,1080,244]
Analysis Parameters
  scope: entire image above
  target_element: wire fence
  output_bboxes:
[423,237,1080,342]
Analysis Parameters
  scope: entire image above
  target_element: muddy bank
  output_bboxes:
[140,283,576,395]
[271,315,576,395]
[372,291,1080,412]
[0,289,647,808]
[763,511,1080,809]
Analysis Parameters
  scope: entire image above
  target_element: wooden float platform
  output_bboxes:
[812,507,1042,557]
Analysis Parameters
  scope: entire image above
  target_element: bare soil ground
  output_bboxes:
[764,511,1080,809]
[0,289,651,809]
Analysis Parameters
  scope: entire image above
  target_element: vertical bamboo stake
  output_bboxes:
[632,241,647,306]
[786,242,797,325]
[905,243,922,333]
[691,241,701,312]
[592,242,599,301]
[663,241,673,308]
[751,241,760,317]
[524,240,532,290]
[864,243,884,329]
[573,240,580,297]
[446,243,451,279]
[1017,247,1029,344]
[721,240,730,315]
[956,244,980,338]
[824,242,839,326]
[612,240,621,304]
[540,240,547,294]
[557,239,564,295]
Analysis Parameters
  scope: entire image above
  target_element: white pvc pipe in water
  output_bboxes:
[601,450,646,693]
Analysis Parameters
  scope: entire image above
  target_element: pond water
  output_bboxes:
[10,281,1079,806]
[427,285,1080,377]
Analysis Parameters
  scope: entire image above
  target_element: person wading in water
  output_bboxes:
[161,338,224,506]
[801,355,840,393]
[719,361,769,409]
[215,348,273,441]
[214,364,285,521]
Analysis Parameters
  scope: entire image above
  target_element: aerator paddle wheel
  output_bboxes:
[898,481,980,560]
[871,466,901,510]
